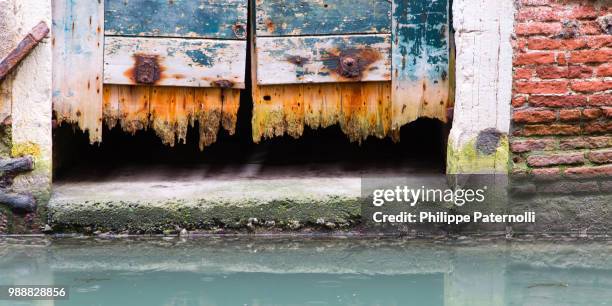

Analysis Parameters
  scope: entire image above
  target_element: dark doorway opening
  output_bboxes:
[53,112,449,182]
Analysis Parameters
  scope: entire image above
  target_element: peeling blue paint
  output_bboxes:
[185,50,214,67]
[392,0,449,81]
[104,0,248,40]
[256,0,391,36]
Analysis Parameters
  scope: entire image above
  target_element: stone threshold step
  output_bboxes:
[49,177,363,232]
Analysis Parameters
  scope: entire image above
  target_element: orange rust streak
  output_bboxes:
[252,82,393,144]
[100,85,239,149]
[102,85,121,128]
[196,87,223,150]
[117,85,151,134]
[303,84,322,129]
[252,84,286,143]
[340,83,367,143]
[221,89,240,136]
[282,85,304,139]
[319,83,342,128]
[149,87,178,146]
[173,87,197,144]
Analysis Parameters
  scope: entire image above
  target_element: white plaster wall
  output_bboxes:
[0,0,17,121]
[9,0,53,191]
[450,0,514,149]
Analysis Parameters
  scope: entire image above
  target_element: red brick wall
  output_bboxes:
[512,0,612,179]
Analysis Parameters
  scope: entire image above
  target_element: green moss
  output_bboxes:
[11,141,41,159]
[447,137,510,174]
[49,197,363,233]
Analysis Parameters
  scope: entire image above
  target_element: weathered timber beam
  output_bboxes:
[0,21,50,82]
[0,156,34,175]
[0,190,36,212]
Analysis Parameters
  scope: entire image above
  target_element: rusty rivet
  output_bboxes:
[134,54,161,85]
[339,56,360,78]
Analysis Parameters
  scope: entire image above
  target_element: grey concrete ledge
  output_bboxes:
[48,178,363,232]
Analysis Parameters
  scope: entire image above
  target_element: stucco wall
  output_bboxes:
[10,0,53,177]
[0,0,53,233]
[0,0,17,122]
[447,0,515,174]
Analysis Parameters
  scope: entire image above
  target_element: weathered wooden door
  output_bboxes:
[53,0,248,149]
[53,0,451,147]
[252,0,452,143]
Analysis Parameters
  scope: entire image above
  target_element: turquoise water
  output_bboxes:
[0,238,610,306]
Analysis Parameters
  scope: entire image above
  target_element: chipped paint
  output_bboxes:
[104,0,248,40]
[256,0,391,36]
[391,0,450,127]
[104,37,246,88]
[98,0,247,147]
[52,0,104,143]
[251,0,448,143]
[256,35,391,85]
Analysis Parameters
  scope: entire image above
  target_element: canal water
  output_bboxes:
[0,238,610,306]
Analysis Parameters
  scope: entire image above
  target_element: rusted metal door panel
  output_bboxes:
[392,0,451,126]
[104,37,246,88]
[255,0,391,36]
[52,0,105,143]
[105,0,247,39]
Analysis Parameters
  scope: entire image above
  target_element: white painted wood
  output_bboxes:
[52,0,104,143]
[104,37,247,89]
[256,34,391,85]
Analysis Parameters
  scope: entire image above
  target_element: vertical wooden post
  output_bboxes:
[52,0,104,143]
[392,0,451,129]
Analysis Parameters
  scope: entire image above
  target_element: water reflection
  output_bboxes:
[0,238,610,306]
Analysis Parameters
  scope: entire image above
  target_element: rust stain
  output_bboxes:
[212,79,235,88]
[323,48,382,80]
[282,85,304,139]
[264,18,275,33]
[196,88,223,150]
[252,82,394,144]
[221,89,240,136]
[133,54,162,84]
[286,55,309,67]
